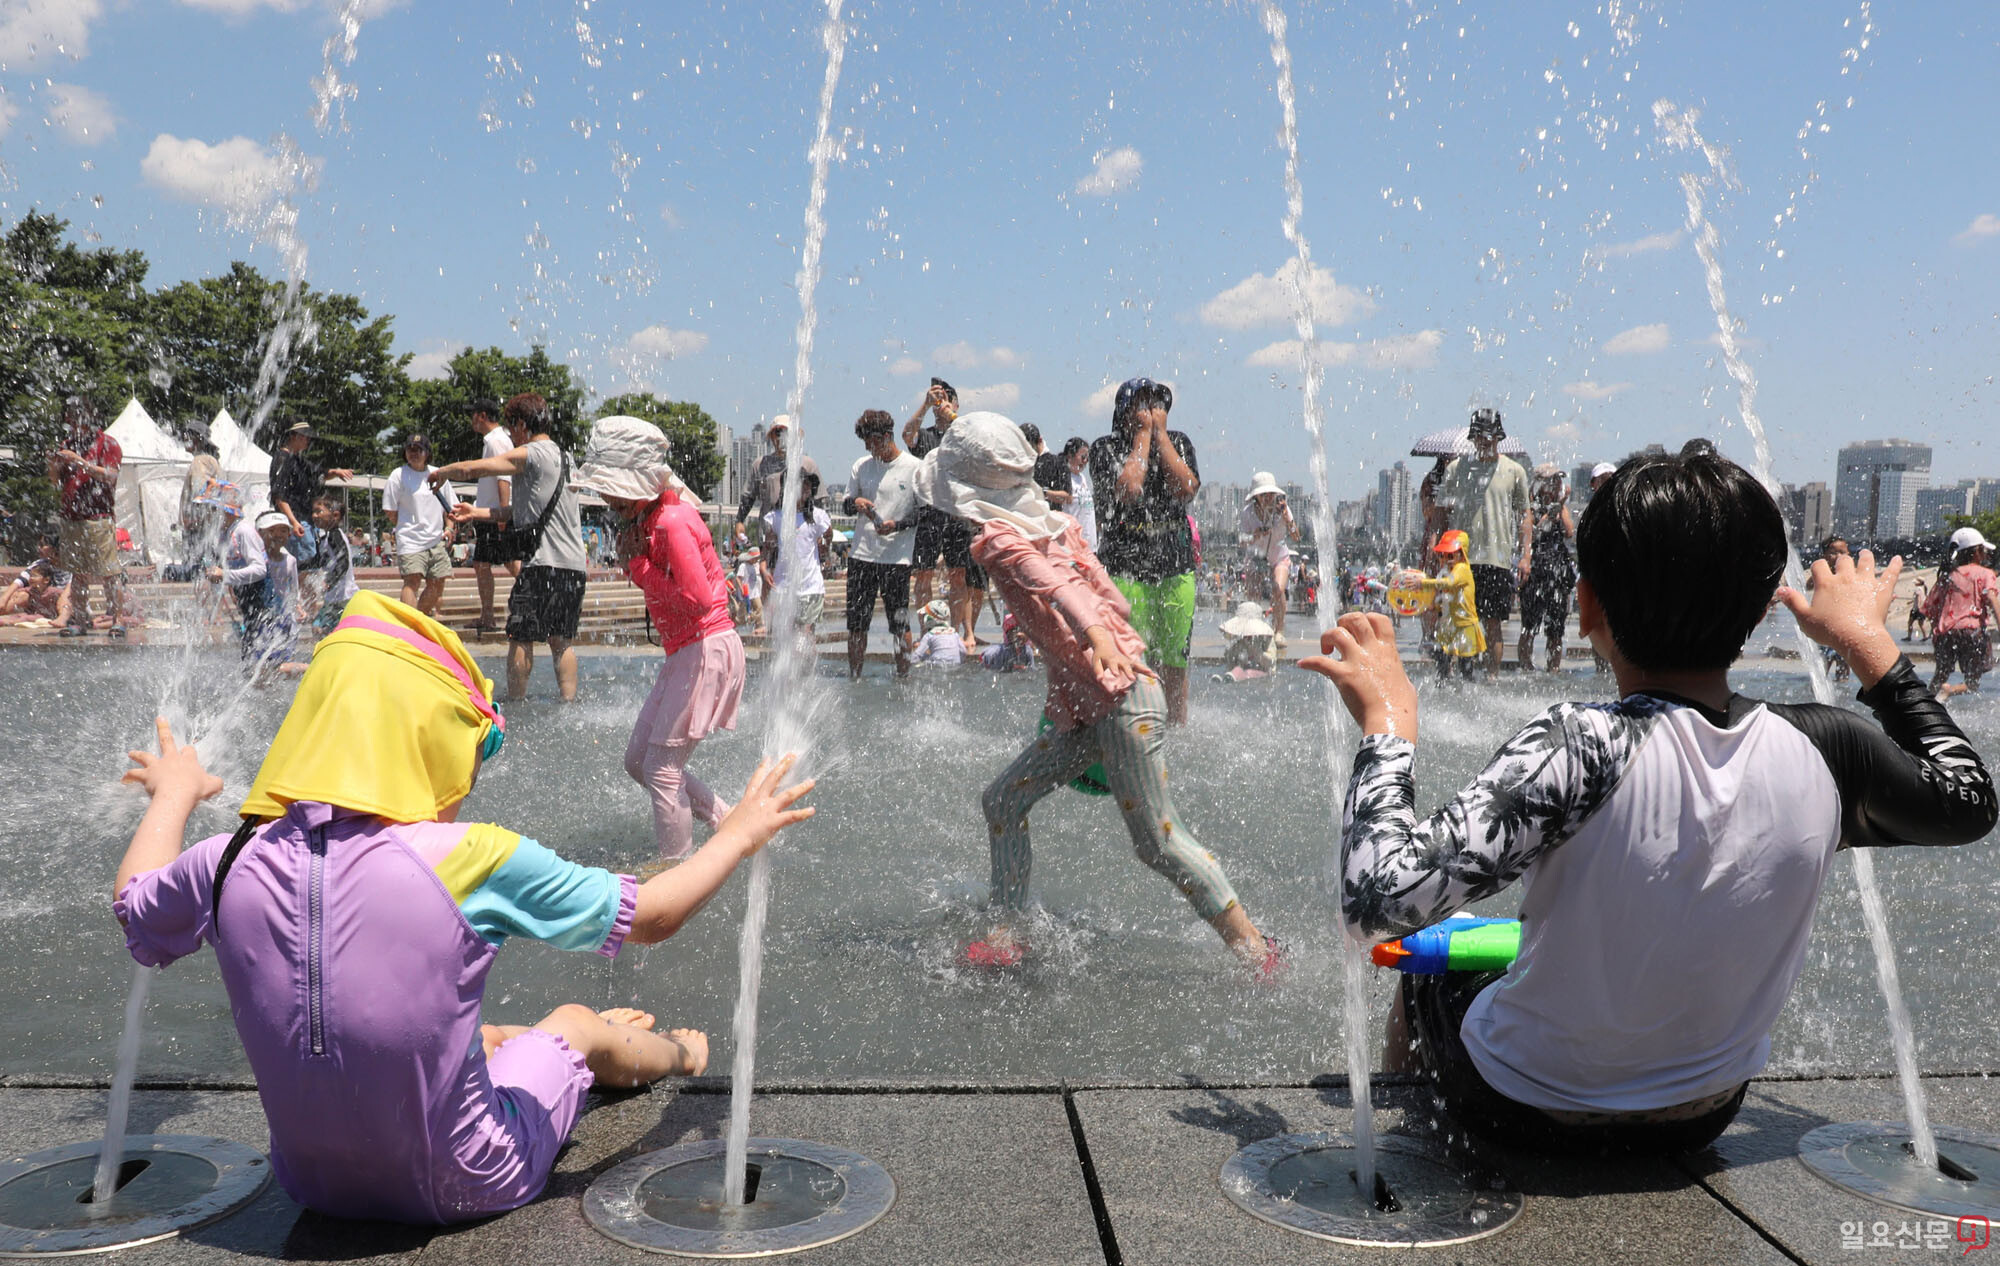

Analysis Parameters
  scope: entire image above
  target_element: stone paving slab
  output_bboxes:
[1678,1075,2000,1266]
[1072,1085,1794,1266]
[0,1088,1104,1266]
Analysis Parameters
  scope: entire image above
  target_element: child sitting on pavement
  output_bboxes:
[910,599,965,666]
[113,590,814,1223]
[1303,448,1995,1155]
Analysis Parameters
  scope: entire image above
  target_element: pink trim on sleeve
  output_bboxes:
[599,873,639,958]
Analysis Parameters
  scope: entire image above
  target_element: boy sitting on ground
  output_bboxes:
[1303,448,1995,1155]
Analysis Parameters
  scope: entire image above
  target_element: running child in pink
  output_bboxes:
[914,411,1275,972]
[576,417,747,860]
[113,589,813,1223]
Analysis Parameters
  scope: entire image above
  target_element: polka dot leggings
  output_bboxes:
[980,676,1239,921]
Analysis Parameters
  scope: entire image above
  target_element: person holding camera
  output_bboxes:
[904,377,988,647]
[1088,377,1201,724]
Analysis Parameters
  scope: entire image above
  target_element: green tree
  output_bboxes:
[393,345,588,466]
[148,263,411,473]
[595,392,725,500]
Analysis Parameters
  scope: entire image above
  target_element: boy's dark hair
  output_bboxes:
[312,495,346,519]
[854,409,895,439]
[1019,423,1042,448]
[1576,450,1786,671]
[1062,436,1089,459]
[1819,535,1848,554]
[502,392,551,431]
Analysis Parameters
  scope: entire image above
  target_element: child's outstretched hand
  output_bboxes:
[1777,548,1902,688]
[1298,612,1419,742]
[123,717,223,806]
[714,754,816,859]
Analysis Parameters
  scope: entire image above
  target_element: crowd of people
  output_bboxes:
[101,391,1995,1229]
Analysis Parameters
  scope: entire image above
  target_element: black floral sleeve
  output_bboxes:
[1339,700,1665,941]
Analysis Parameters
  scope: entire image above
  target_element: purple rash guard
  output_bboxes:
[115,800,638,1224]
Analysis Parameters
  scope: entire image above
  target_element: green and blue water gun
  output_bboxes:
[1369,914,1521,974]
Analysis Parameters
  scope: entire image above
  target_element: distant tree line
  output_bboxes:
[0,212,723,557]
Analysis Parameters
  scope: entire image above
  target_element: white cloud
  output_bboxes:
[1247,329,1444,371]
[930,341,1021,371]
[887,356,922,376]
[1200,258,1376,329]
[959,383,1021,410]
[1074,146,1141,197]
[1603,322,1670,356]
[1590,229,1683,260]
[43,83,114,145]
[1562,381,1631,400]
[140,134,294,216]
[0,94,17,140]
[175,0,311,15]
[0,0,104,66]
[625,325,709,360]
[405,340,466,381]
[1953,213,2000,246]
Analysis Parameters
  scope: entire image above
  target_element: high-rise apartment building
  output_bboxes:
[1833,439,1931,541]
[1376,461,1416,550]
[1784,482,1834,545]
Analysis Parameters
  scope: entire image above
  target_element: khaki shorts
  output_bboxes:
[59,518,119,579]
[398,540,455,580]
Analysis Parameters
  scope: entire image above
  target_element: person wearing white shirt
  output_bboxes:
[1063,437,1098,551]
[760,471,831,638]
[206,510,301,666]
[467,399,519,631]
[383,434,458,616]
[841,410,921,678]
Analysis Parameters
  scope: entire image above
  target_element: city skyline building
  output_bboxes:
[1833,439,1932,541]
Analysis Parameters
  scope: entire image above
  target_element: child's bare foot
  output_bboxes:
[663,1027,708,1075]
[599,1006,657,1032]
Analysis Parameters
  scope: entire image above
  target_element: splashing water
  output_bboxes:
[1656,99,1936,1171]
[1250,0,1373,1199]
[722,0,848,1208]
[88,964,153,1215]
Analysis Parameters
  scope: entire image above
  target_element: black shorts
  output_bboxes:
[1518,571,1572,639]
[1934,629,1991,686]
[472,521,524,566]
[507,565,585,643]
[845,558,911,636]
[911,509,984,588]
[1404,971,1745,1157]
[1469,563,1516,620]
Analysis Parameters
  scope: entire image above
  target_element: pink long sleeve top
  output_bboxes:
[971,518,1148,731]
[627,496,734,655]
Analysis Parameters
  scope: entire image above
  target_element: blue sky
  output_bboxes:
[1,0,1995,498]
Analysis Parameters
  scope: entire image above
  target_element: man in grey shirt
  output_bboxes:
[435,392,588,702]
[734,417,820,526]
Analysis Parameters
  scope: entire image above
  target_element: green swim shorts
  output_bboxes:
[1112,572,1196,670]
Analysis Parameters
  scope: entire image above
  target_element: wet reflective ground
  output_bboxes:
[3,642,1994,1083]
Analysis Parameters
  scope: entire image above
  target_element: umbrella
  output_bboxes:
[1409,426,1529,459]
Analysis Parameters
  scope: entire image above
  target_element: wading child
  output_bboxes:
[1420,529,1484,680]
[1213,600,1276,683]
[922,412,1277,974]
[578,417,746,861]
[209,510,302,668]
[113,589,813,1223]
[1303,449,1995,1155]
[910,599,965,666]
[1922,526,1998,699]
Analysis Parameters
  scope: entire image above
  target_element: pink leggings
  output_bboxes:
[622,731,727,860]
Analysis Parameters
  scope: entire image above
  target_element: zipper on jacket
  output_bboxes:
[307,825,327,1057]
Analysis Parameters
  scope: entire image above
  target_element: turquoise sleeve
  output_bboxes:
[459,836,625,951]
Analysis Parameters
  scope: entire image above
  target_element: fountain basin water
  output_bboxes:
[0,1135,270,1256]
[583,1137,893,1257]
[1797,1122,2000,1222]
[1220,1131,1521,1247]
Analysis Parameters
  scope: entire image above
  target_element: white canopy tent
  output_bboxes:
[207,408,274,521]
[106,398,192,565]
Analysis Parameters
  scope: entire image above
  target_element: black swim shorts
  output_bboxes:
[1468,563,1516,620]
[845,558,911,636]
[507,564,586,643]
